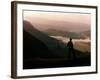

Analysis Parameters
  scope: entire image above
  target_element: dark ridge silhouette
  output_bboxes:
[23,20,68,57]
[23,20,90,69]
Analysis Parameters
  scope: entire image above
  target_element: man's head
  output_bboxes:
[70,38,72,41]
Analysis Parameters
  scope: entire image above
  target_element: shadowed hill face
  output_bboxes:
[23,20,67,59]
[23,20,57,44]
[23,20,51,59]
[23,20,69,56]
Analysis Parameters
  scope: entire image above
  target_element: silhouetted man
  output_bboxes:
[67,38,76,60]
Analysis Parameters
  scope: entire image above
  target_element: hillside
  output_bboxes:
[23,20,90,69]
[23,20,68,58]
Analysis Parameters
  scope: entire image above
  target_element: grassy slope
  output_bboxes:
[74,42,90,54]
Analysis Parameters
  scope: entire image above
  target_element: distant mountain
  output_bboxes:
[43,29,67,37]
[44,29,90,39]
[25,16,90,33]
[80,30,90,38]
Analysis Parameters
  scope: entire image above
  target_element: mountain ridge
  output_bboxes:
[44,29,90,39]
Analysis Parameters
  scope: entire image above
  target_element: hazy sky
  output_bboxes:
[24,11,91,32]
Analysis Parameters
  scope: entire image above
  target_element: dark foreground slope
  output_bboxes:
[23,20,90,69]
